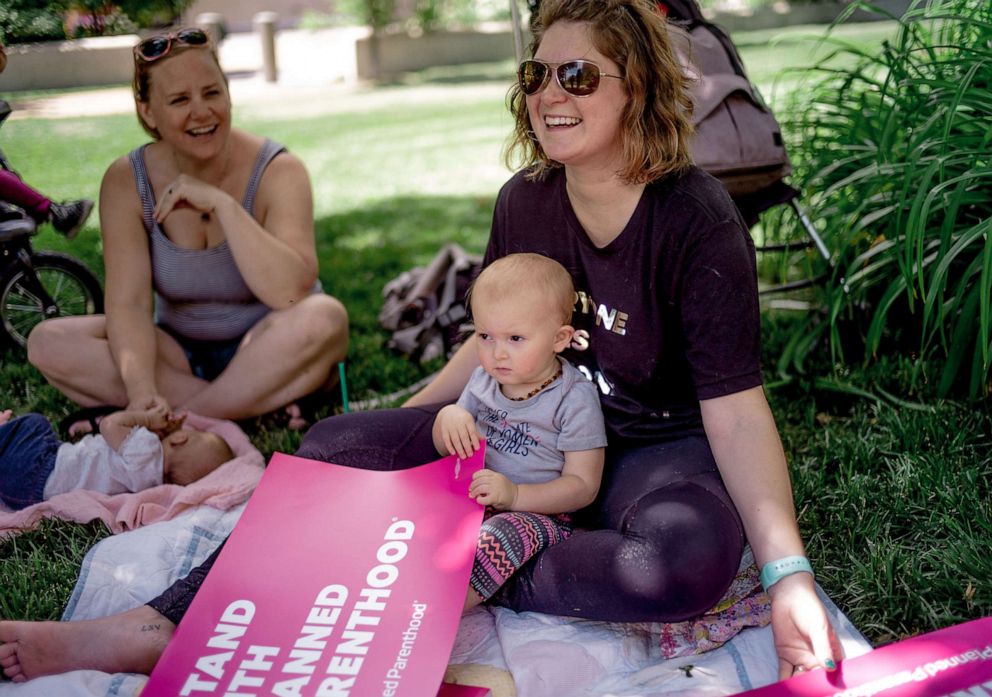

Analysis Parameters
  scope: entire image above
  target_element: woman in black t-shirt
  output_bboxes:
[0,0,839,685]
[411,0,842,679]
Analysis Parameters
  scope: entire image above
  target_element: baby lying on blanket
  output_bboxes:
[0,406,233,510]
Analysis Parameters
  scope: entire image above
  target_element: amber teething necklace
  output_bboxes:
[507,364,563,402]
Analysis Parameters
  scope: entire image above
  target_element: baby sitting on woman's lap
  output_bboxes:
[0,406,233,510]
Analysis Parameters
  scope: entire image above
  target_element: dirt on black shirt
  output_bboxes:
[484,166,762,443]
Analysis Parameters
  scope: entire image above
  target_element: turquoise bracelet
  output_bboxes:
[760,555,814,591]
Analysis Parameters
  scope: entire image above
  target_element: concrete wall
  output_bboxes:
[356,26,519,80]
[187,0,333,33]
[0,35,135,92]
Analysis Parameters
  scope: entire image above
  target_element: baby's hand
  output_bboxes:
[163,410,187,436]
[139,404,169,432]
[145,407,185,437]
[437,405,480,459]
[469,469,517,510]
[127,393,171,414]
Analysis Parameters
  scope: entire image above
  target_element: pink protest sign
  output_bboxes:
[735,617,992,697]
[437,684,492,697]
[143,446,486,697]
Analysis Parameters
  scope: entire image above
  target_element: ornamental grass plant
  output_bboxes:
[767,0,992,399]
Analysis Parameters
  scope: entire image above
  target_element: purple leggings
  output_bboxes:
[0,170,51,221]
[148,403,744,624]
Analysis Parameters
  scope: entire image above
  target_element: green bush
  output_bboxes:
[333,0,510,33]
[0,0,70,43]
[0,1,196,43]
[65,3,138,39]
[117,0,195,29]
[408,0,509,31]
[335,0,396,31]
[772,0,992,398]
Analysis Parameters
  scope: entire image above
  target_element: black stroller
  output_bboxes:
[510,0,830,294]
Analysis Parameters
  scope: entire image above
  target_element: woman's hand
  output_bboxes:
[700,389,842,679]
[100,404,178,451]
[144,408,186,438]
[154,174,229,224]
[149,149,319,309]
[769,572,844,680]
[135,404,168,431]
[127,393,171,415]
[469,469,517,510]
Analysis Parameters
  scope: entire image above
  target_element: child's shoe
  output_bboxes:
[49,199,94,239]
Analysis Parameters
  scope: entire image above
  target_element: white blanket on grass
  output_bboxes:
[0,505,873,697]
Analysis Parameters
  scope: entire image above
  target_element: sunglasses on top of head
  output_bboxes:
[517,59,624,97]
[134,27,209,63]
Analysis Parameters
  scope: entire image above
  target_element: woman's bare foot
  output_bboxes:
[0,409,11,426]
[249,403,308,432]
[62,405,119,440]
[0,605,174,682]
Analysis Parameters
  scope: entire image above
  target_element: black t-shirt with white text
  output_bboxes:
[484,166,762,443]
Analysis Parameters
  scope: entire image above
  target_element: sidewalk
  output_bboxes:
[8,26,381,120]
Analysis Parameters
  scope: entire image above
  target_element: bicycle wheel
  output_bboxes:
[0,251,104,348]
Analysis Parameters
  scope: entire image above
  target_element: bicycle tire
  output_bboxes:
[0,251,104,349]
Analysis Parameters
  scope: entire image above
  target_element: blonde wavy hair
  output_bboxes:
[503,0,694,184]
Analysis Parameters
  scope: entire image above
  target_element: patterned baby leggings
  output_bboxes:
[470,509,573,601]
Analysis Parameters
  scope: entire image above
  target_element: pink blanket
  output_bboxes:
[0,412,265,539]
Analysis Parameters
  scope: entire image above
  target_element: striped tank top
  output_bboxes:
[128,139,285,342]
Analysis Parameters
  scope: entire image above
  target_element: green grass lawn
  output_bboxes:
[1,19,989,647]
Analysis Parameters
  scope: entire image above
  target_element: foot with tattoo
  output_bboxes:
[0,605,173,682]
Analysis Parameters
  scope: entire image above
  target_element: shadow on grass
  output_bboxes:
[313,193,494,403]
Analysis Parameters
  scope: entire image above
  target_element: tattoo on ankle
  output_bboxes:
[140,624,162,632]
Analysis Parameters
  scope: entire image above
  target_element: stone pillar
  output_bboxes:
[253,11,278,83]
[195,12,225,45]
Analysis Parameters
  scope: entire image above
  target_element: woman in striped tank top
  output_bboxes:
[26,28,348,428]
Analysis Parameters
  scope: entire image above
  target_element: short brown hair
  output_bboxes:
[132,30,227,140]
[504,0,694,185]
[469,253,575,325]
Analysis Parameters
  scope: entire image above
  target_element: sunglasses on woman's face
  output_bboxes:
[517,59,623,97]
[134,27,209,63]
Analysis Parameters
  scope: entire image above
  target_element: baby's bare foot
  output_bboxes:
[0,409,12,426]
[0,606,173,682]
